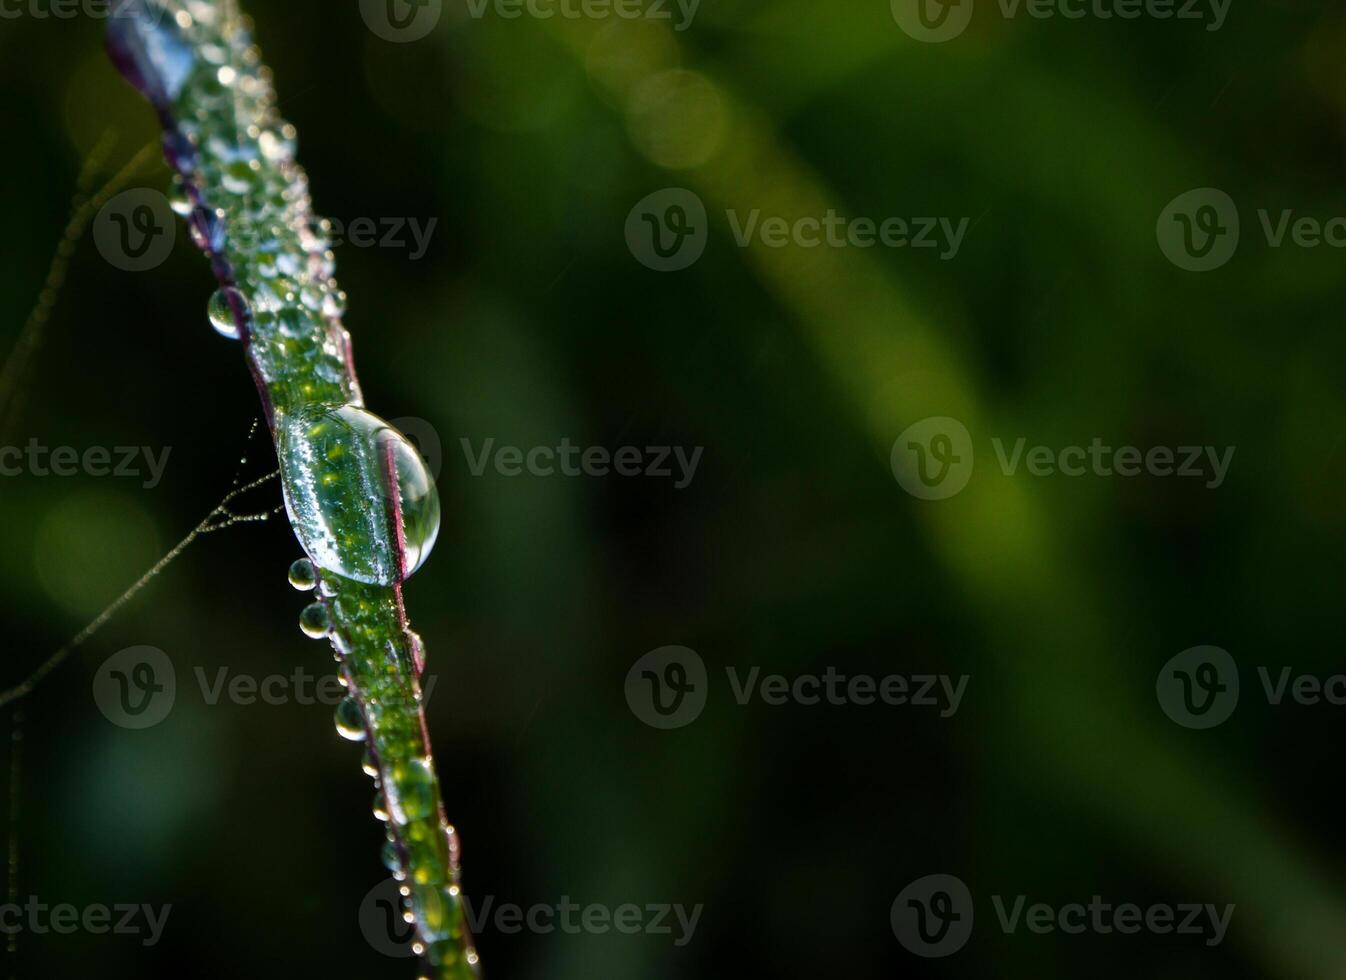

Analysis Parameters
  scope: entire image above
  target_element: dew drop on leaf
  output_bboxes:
[276,405,441,586]
[168,178,193,216]
[207,287,249,340]
[381,838,403,874]
[334,696,366,741]
[298,601,330,638]
[287,557,317,591]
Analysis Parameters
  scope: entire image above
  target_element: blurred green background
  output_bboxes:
[3,0,1346,976]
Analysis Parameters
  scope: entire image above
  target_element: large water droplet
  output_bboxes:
[276,405,441,586]
[334,696,366,741]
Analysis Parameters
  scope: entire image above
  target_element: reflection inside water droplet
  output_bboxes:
[287,558,316,591]
[276,405,440,586]
[298,601,330,638]
[334,696,366,741]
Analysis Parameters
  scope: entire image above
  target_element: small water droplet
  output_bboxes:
[188,205,224,252]
[168,178,193,217]
[381,839,402,873]
[373,792,390,822]
[299,601,331,638]
[322,290,347,318]
[207,287,250,340]
[287,558,316,591]
[362,748,379,778]
[220,158,255,194]
[334,696,366,741]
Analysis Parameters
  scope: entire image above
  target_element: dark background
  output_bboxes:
[2,0,1346,977]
